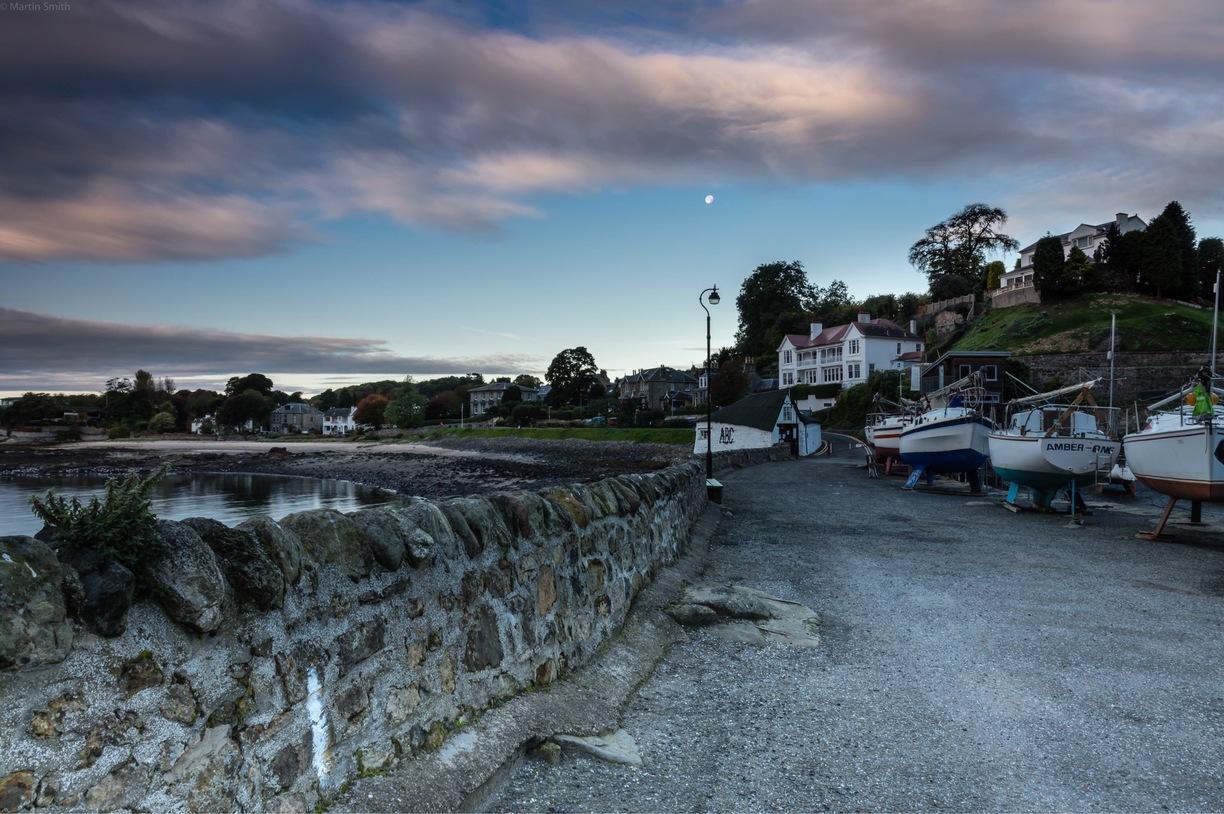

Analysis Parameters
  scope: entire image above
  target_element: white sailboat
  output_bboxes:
[987,380,1119,510]
[899,372,995,492]
[864,394,917,467]
[1122,268,1224,537]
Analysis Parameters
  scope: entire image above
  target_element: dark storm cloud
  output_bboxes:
[0,308,540,389]
[0,0,1221,262]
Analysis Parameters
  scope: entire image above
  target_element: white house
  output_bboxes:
[693,389,822,457]
[468,381,540,415]
[777,314,924,391]
[323,406,358,436]
[190,414,217,434]
[999,211,1146,295]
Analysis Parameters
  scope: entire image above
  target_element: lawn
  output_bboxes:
[413,426,695,445]
[953,293,1217,354]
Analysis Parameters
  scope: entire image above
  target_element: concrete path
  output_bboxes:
[486,455,1224,812]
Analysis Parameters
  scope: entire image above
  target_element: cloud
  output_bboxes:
[0,308,541,392]
[0,0,1222,262]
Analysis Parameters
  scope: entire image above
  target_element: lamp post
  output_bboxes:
[699,285,720,480]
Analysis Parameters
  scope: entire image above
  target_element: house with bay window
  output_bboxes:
[777,313,924,394]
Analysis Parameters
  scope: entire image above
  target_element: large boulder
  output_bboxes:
[0,536,72,670]
[141,521,227,633]
[181,518,285,610]
[388,500,458,565]
[235,515,303,585]
[279,509,372,580]
[346,506,409,571]
[61,548,135,637]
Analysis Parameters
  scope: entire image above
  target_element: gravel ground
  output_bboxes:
[486,454,1224,812]
[0,438,683,499]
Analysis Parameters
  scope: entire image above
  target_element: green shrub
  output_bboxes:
[107,426,131,439]
[30,469,164,568]
[148,411,177,433]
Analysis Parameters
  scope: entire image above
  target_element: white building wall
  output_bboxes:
[693,422,775,454]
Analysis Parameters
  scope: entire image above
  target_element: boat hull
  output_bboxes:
[988,433,1119,491]
[900,414,992,473]
[865,421,906,460]
[1123,423,1224,502]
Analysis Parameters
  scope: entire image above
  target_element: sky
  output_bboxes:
[3,0,1224,395]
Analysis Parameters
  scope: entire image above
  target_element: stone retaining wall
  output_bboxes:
[1019,351,1206,406]
[0,448,788,813]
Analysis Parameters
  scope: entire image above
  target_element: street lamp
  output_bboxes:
[699,285,720,481]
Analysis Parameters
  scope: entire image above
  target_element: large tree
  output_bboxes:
[1031,235,1067,300]
[734,261,816,358]
[218,389,272,430]
[384,378,427,428]
[709,360,749,407]
[513,374,542,389]
[1157,201,1198,298]
[225,373,274,396]
[545,346,599,406]
[354,394,389,430]
[1139,215,1184,298]
[908,203,1018,297]
[1199,237,1224,298]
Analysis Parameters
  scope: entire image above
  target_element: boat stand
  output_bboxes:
[902,465,933,490]
[1138,496,1179,540]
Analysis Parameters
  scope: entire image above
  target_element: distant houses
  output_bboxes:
[994,211,1146,305]
[619,366,698,411]
[323,406,358,436]
[467,381,541,416]
[270,402,323,434]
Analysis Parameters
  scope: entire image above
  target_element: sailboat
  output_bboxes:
[987,380,1119,510]
[1123,268,1224,538]
[899,372,995,491]
[864,394,917,468]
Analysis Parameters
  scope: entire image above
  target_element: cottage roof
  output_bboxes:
[624,366,697,385]
[1018,213,1146,253]
[894,350,924,362]
[782,317,917,350]
[468,381,537,394]
[273,403,321,415]
[709,389,789,432]
[324,407,353,419]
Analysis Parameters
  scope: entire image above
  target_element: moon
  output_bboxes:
[704,194,714,205]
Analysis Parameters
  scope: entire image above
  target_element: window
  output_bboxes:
[983,364,998,381]
[958,364,971,378]
[1073,235,1092,249]
[869,363,876,373]
[847,363,861,380]
[848,339,860,355]
[822,366,842,383]
[897,342,901,354]
[915,343,922,351]
[782,371,794,386]
[805,369,820,384]
[783,350,792,364]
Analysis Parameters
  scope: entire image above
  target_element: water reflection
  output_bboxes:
[0,472,394,536]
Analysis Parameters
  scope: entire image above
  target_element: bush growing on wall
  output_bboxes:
[30,469,164,568]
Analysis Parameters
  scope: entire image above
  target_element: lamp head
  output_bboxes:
[707,286,720,305]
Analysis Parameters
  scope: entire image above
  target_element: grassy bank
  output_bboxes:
[954,293,1215,354]
[414,427,694,445]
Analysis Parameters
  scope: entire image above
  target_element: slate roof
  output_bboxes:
[783,318,917,349]
[623,366,697,385]
[894,350,924,362]
[272,403,321,415]
[469,381,537,393]
[324,408,353,419]
[709,389,789,431]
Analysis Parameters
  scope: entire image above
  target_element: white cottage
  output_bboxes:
[323,406,358,436]
[693,389,822,457]
[777,314,923,391]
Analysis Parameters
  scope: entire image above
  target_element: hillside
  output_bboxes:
[951,293,1216,355]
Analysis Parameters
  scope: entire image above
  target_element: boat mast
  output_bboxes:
[1213,269,1221,379]
[1108,311,1116,429]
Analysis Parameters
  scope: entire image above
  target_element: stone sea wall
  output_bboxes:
[0,447,788,813]
[1019,350,1206,407]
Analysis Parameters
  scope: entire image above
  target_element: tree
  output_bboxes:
[861,293,899,321]
[501,385,522,404]
[134,369,154,393]
[1031,235,1067,300]
[1139,215,1183,298]
[385,378,427,428]
[148,411,177,433]
[354,394,389,430]
[218,389,272,430]
[709,360,749,407]
[1062,246,1095,295]
[545,347,599,406]
[928,273,975,301]
[424,391,461,419]
[513,374,542,389]
[1199,237,1224,298]
[984,260,1005,290]
[909,203,1018,297]
[1157,201,1198,298]
[225,373,274,396]
[734,261,816,358]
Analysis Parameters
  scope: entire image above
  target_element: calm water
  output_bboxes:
[0,473,395,536]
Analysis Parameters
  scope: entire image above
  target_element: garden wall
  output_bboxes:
[0,447,788,813]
